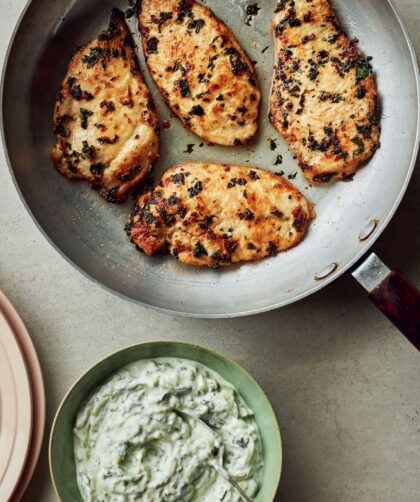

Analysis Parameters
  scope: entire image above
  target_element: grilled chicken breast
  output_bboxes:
[138,0,260,146]
[270,0,381,184]
[126,163,313,268]
[51,9,159,203]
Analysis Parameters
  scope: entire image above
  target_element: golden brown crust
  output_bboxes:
[126,163,314,268]
[139,0,260,146]
[269,0,381,184]
[51,9,159,203]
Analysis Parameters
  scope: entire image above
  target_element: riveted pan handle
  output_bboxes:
[353,254,420,350]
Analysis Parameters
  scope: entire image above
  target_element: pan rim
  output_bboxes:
[1,0,419,319]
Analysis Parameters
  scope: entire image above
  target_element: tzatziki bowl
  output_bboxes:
[49,342,282,501]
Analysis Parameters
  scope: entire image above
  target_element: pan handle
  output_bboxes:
[353,254,420,350]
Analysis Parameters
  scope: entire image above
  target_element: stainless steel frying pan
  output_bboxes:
[2,1,420,337]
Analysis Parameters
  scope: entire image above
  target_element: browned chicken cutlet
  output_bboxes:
[270,0,381,184]
[138,0,261,146]
[51,9,159,203]
[126,163,314,268]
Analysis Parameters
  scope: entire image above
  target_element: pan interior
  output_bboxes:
[2,0,419,316]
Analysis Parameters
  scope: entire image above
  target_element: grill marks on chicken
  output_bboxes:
[51,9,159,203]
[138,0,261,146]
[270,0,381,184]
[126,163,313,268]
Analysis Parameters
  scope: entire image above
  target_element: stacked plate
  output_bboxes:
[0,291,45,501]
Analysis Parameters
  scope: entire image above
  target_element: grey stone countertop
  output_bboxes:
[0,1,419,501]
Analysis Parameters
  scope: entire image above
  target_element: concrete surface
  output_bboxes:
[1,1,419,501]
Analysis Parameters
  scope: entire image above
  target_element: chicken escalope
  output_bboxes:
[126,163,314,268]
[270,0,381,184]
[138,0,261,146]
[51,9,159,203]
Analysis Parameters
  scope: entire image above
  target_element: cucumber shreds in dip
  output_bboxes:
[73,358,263,501]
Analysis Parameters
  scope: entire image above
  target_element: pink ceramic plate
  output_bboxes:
[0,291,45,501]
[0,299,32,501]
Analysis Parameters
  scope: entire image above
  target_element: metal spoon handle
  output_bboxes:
[210,460,254,502]
[173,409,255,502]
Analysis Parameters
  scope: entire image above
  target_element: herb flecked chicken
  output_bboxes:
[51,9,159,202]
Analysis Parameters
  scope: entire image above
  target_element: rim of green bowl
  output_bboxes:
[49,341,282,501]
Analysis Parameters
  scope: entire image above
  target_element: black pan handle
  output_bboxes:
[353,253,420,350]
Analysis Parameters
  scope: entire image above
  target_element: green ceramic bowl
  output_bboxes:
[49,341,282,501]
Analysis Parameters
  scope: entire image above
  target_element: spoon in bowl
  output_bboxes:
[173,408,255,502]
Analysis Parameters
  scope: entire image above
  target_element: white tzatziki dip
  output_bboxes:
[73,358,263,502]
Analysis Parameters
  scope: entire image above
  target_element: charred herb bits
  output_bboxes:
[245,3,260,25]
[146,37,159,54]
[270,0,381,183]
[139,0,260,145]
[176,79,190,98]
[80,108,93,129]
[187,181,203,197]
[128,163,312,266]
[68,77,93,101]
[190,105,205,116]
[51,9,160,203]
[82,47,104,68]
[192,242,208,258]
